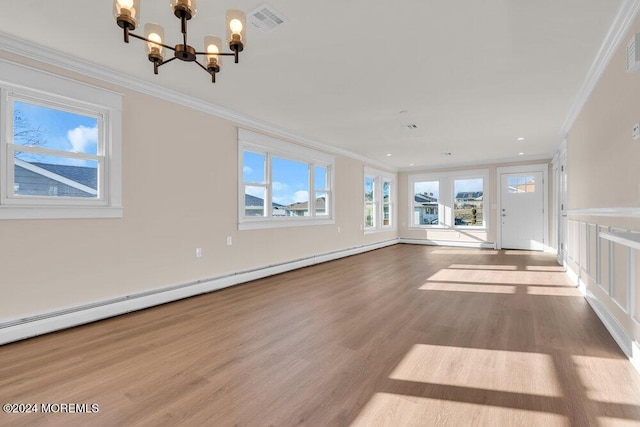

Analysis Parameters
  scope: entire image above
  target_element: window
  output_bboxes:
[0,60,122,219]
[364,167,396,233]
[453,178,484,226]
[409,170,487,229]
[508,176,536,193]
[364,176,375,228]
[413,180,440,225]
[239,129,334,229]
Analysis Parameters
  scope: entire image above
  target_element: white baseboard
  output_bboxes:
[0,239,399,345]
[399,238,496,249]
[566,264,640,373]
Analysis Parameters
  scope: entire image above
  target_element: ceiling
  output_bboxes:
[0,0,625,170]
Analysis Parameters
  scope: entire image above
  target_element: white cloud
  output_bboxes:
[243,166,253,175]
[67,125,97,153]
[272,181,289,192]
[294,190,309,203]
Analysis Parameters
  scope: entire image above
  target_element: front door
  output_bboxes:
[500,172,544,251]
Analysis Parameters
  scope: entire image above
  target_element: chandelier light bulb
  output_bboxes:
[148,33,162,53]
[230,18,243,34]
[117,0,134,11]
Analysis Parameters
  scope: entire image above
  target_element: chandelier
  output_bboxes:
[113,0,245,83]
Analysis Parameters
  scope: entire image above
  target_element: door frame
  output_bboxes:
[496,163,549,251]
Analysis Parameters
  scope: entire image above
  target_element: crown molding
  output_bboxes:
[559,0,640,139]
[398,153,551,173]
[0,31,398,173]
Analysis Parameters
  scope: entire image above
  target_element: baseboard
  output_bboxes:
[566,263,640,373]
[0,239,399,345]
[399,238,496,249]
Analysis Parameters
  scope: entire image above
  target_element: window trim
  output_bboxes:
[238,128,335,230]
[0,59,122,219]
[408,169,488,230]
[364,166,396,234]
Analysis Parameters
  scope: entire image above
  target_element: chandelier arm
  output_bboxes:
[128,32,176,52]
[194,59,217,83]
[158,57,178,67]
[194,51,236,56]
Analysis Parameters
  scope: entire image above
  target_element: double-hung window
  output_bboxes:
[364,167,396,233]
[0,60,122,219]
[239,129,334,229]
[409,169,487,229]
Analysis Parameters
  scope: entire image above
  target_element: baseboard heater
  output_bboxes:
[0,239,399,345]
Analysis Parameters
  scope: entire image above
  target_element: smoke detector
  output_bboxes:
[248,4,287,32]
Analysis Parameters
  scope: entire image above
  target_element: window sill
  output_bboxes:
[409,225,487,232]
[0,206,123,220]
[239,217,335,230]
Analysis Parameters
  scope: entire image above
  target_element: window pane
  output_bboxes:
[243,151,265,183]
[508,175,536,193]
[365,177,375,202]
[314,166,327,190]
[454,178,484,226]
[383,180,390,202]
[365,203,375,228]
[14,156,98,198]
[414,181,439,225]
[13,100,98,155]
[383,204,390,226]
[315,192,328,216]
[245,186,266,216]
[272,157,309,216]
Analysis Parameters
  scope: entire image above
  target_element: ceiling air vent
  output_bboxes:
[400,124,418,131]
[248,4,287,33]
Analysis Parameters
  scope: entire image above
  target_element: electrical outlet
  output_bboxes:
[226,236,233,246]
[196,248,202,258]
[337,226,341,233]
[360,224,363,231]
[633,122,640,140]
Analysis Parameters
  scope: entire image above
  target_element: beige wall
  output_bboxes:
[0,53,396,321]
[566,14,640,344]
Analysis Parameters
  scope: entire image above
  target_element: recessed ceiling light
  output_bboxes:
[518,152,524,155]
[409,163,414,166]
[386,153,392,157]
[517,137,525,141]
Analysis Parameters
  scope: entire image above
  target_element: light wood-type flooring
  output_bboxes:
[1,244,640,426]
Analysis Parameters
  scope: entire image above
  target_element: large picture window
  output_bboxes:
[239,129,335,229]
[0,60,122,219]
[409,170,487,229]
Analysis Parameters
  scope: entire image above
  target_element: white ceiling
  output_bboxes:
[0,0,626,169]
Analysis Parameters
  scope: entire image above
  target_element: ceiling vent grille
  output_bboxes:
[248,4,287,32]
[400,124,418,130]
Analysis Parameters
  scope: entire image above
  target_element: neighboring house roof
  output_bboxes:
[455,191,483,200]
[29,162,98,190]
[14,159,98,196]
[287,197,326,211]
[244,194,286,209]
[415,193,437,204]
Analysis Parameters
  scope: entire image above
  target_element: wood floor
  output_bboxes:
[1,244,640,426]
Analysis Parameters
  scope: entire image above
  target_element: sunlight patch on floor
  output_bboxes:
[426,268,564,286]
[420,282,516,294]
[350,392,568,426]
[448,264,518,271]
[573,355,640,405]
[432,249,499,255]
[525,266,566,272]
[389,344,564,397]
[526,286,580,296]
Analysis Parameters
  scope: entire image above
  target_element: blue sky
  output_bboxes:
[13,100,98,166]
[415,178,483,199]
[243,151,327,205]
